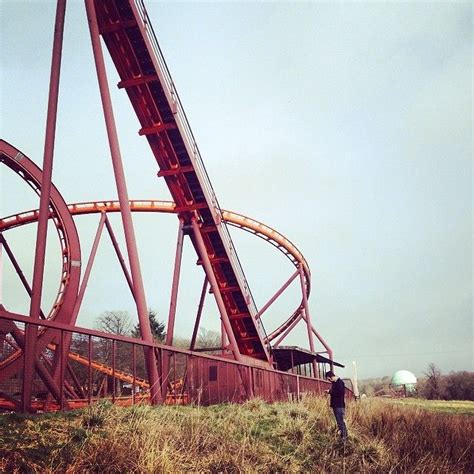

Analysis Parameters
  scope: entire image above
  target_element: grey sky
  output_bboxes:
[1,1,472,379]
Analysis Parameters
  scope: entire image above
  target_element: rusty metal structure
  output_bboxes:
[0,0,348,412]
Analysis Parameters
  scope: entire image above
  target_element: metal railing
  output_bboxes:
[0,311,344,412]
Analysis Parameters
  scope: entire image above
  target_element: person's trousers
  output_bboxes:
[332,407,347,439]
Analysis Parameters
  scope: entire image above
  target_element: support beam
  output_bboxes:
[71,212,106,322]
[190,217,242,362]
[98,19,135,35]
[273,313,302,348]
[117,74,159,89]
[190,277,208,351]
[67,363,86,399]
[219,286,240,293]
[221,320,227,354]
[298,265,316,353]
[104,216,134,296]
[48,212,107,399]
[0,234,46,319]
[23,0,67,412]
[254,269,299,320]
[85,0,160,404]
[308,321,334,369]
[0,236,2,306]
[174,203,208,213]
[166,221,184,346]
[196,256,228,266]
[228,312,251,320]
[9,324,64,409]
[157,165,194,177]
[139,123,176,135]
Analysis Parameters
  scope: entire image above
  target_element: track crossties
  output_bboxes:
[93,0,269,361]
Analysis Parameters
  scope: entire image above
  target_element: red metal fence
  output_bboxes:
[0,312,352,412]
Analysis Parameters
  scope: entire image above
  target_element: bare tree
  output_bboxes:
[96,310,132,336]
[420,363,445,400]
[197,328,221,349]
[94,311,134,396]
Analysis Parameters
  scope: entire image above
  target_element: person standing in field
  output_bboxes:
[326,370,347,441]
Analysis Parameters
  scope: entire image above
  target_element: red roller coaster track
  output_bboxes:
[0,194,311,346]
[0,0,340,412]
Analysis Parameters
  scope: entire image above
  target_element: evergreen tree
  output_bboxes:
[132,310,166,342]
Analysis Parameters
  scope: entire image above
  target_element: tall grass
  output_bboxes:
[0,397,472,472]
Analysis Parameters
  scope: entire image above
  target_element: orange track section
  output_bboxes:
[47,343,150,388]
[0,199,310,343]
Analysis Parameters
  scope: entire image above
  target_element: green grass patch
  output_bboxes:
[381,397,474,415]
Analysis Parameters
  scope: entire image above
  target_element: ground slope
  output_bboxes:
[0,397,472,472]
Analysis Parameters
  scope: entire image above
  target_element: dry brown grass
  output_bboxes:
[0,397,472,473]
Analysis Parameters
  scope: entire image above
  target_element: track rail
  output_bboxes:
[1,200,309,343]
[46,343,150,388]
[91,0,269,361]
[0,140,81,324]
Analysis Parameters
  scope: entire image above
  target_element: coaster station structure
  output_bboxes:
[0,0,347,412]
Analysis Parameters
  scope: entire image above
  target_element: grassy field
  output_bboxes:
[381,397,474,415]
[0,397,472,473]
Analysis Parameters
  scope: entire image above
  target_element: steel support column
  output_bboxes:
[190,276,208,351]
[47,212,108,400]
[71,212,107,322]
[23,0,67,412]
[309,322,334,369]
[272,313,302,348]
[221,321,227,354]
[0,236,3,306]
[0,235,46,319]
[166,221,184,346]
[298,264,316,354]
[190,217,242,362]
[255,269,299,320]
[104,216,134,296]
[85,0,160,403]
[298,264,319,376]
[9,323,63,406]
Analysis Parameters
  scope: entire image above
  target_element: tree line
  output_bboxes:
[417,363,473,401]
[359,363,474,401]
[95,309,221,350]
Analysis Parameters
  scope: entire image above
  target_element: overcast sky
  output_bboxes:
[1,1,472,380]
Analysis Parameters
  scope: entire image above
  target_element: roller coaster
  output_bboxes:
[0,0,348,412]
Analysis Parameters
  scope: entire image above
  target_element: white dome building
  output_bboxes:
[391,369,417,395]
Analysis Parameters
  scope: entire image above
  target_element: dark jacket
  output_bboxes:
[329,378,345,408]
